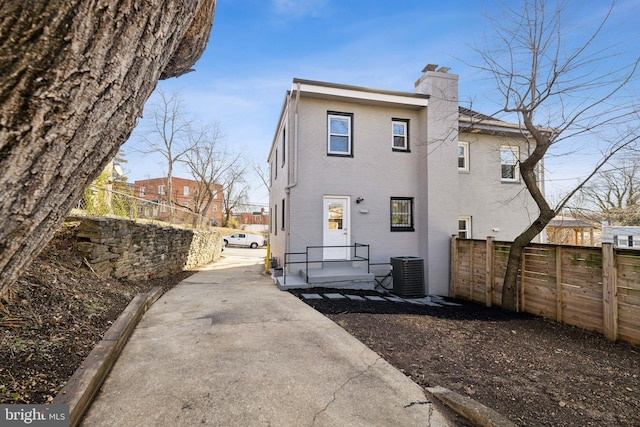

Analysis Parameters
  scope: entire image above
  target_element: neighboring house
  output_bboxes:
[133,177,223,226]
[546,216,598,246]
[268,65,542,296]
[241,208,270,226]
[602,223,640,249]
[240,208,270,233]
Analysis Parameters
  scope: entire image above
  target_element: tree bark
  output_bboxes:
[0,0,216,297]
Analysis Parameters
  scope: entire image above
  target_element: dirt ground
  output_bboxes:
[0,222,191,404]
[289,288,640,426]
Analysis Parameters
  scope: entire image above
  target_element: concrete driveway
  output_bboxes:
[81,251,457,426]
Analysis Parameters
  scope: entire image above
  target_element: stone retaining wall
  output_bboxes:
[72,217,222,280]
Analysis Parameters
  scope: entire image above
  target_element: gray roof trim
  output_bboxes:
[292,78,430,100]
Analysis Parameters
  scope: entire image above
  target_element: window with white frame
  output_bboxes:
[458,216,471,238]
[500,146,519,181]
[183,186,189,196]
[158,185,165,195]
[390,197,414,231]
[458,141,469,171]
[392,119,409,151]
[139,187,145,197]
[327,112,353,156]
[160,201,167,213]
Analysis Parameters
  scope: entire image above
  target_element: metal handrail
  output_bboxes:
[283,243,370,284]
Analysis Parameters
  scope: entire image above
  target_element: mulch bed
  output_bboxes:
[289,288,640,427]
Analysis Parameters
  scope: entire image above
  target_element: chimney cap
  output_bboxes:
[437,67,450,73]
[422,64,438,72]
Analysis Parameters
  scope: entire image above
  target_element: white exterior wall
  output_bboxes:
[267,98,291,268]
[457,133,541,242]
[288,97,425,266]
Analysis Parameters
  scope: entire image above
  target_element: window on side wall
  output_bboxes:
[390,197,414,231]
[327,112,353,156]
[392,119,409,151]
[458,142,469,171]
[458,216,471,238]
[183,186,190,196]
[281,128,286,167]
[500,146,519,182]
[281,198,285,230]
[139,187,146,197]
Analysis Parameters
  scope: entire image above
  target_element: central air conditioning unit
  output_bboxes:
[390,256,425,298]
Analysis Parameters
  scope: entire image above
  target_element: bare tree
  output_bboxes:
[181,122,243,227]
[250,159,270,193]
[580,156,640,225]
[0,0,216,297]
[221,164,249,228]
[474,0,639,310]
[137,90,194,221]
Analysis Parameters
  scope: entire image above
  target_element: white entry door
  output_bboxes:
[323,196,350,260]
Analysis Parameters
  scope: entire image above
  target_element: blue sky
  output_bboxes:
[122,0,640,208]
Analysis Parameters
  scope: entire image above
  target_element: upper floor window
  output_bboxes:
[139,187,145,197]
[327,112,353,156]
[458,216,471,238]
[158,184,165,195]
[392,119,409,151]
[500,146,519,182]
[390,197,414,232]
[183,186,190,196]
[458,142,469,171]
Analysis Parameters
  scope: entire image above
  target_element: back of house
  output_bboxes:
[268,65,543,296]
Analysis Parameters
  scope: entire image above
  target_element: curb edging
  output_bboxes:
[53,286,163,427]
[426,386,518,427]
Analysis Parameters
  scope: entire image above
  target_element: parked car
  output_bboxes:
[223,233,265,248]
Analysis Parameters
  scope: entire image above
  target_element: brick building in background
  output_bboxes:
[133,177,223,226]
[240,208,269,226]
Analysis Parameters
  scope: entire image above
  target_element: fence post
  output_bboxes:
[486,236,494,308]
[602,243,618,341]
[556,246,563,323]
[519,248,526,313]
[450,235,458,297]
[470,240,475,301]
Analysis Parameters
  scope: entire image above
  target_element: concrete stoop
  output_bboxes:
[274,266,375,290]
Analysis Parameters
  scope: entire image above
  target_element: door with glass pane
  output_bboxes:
[323,196,350,260]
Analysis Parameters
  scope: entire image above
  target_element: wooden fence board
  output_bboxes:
[451,238,640,344]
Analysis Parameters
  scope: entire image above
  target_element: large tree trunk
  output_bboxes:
[0,0,216,297]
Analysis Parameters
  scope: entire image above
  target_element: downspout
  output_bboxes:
[284,82,300,271]
[286,81,300,191]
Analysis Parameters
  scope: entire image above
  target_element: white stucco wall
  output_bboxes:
[457,132,541,242]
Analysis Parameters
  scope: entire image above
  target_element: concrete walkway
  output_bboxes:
[81,253,458,426]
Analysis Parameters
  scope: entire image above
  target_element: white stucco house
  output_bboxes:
[267,65,543,296]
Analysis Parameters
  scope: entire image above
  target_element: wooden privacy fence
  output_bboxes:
[450,237,640,344]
